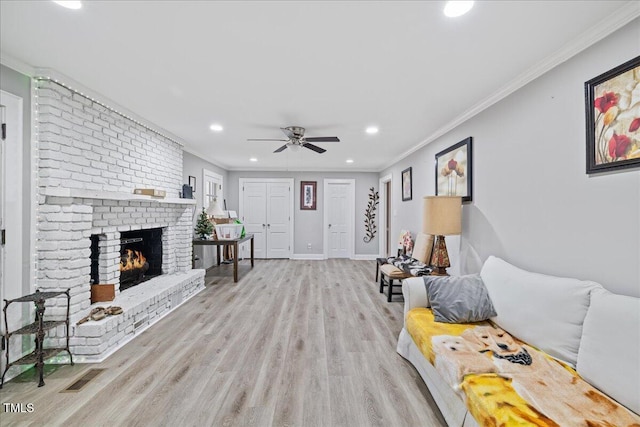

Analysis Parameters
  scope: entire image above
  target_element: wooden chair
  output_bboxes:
[379,233,433,302]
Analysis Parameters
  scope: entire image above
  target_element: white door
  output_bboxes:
[324,180,355,259]
[266,182,290,258]
[240,179,293,259]
[0,91,25,374]
[242,182,268,258]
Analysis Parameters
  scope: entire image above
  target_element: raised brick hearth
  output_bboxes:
[34,77,204,361]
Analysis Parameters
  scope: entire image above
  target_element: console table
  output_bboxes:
[192,234,254,282]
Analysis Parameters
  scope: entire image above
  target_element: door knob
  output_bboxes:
[328,224,332,228]
[267,224,271,228]
[262,224,266,227]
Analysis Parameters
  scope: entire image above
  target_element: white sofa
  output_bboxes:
[397,256,640,426]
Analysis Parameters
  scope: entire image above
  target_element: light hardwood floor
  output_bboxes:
[0,259,446,427]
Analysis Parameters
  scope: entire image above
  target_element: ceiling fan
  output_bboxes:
[247,126,340,154]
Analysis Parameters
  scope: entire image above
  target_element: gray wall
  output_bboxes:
[183,150,229,214]
[381,19,640,297]
[226,171,380,256]
[183,150,229,268]
[0,64,32,295]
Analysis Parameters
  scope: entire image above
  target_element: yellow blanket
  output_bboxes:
[406,308,640,427]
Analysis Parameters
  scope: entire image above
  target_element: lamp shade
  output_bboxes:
[206,199,225,217]
[423,196,462,236]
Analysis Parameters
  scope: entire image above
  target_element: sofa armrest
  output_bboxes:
[402,276,429,324]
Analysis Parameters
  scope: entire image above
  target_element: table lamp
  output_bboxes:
[423,196,462,276]
[206,198,225,219]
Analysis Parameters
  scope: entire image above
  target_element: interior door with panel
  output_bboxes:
[242,182,267,258]
[326,182,352,258]
[240,179,292,259]
[266,182,290,258]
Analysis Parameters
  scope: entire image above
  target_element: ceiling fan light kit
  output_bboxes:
[247,126,340,154]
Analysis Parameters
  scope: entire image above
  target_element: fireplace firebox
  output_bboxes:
[89,228,164,292]
[119,228,163,290]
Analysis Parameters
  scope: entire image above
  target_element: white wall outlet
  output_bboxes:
[307,243,312,249]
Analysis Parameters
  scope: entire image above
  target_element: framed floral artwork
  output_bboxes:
[401,167,412,201]
[300,181,317,210]
[585,56,640,174]
[435,137,472,203]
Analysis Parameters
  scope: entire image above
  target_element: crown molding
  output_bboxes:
[0,53,36,76]
[182,145,231,171]
[225,165,379,173]
[381,1,640,172]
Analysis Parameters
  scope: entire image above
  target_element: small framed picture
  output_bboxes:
[401,167,412,201]
[188,176,196,193]
[300,181,317,210]
[435,137,473,203]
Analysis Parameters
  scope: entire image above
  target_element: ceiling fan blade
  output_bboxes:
[302,143,326,154]
[303,136,340,142]
[274,144,289,153]
[247,138,289,142]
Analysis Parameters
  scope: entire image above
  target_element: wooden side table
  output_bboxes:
[192,234,254,282]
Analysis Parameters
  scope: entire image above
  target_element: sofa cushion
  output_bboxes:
[480,256,602,366]
[424,274,496,323]
[577,288,640,415]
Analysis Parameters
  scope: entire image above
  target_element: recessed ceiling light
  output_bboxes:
[209,124,223,132]
[53,1,82,9]
[346,159,354,164]
[249,157,257,162]
[365,126,379,134]
[443,1,474,18]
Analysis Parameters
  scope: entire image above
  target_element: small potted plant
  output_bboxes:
[194,208,214,239]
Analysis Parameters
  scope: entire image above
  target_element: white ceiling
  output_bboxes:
[1,1,637,172]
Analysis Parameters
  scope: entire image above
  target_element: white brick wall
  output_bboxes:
[37,79,183,196]
[33,78,204,361]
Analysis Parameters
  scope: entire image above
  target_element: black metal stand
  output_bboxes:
[1,289,74,388]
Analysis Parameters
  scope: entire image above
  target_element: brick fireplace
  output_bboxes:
[34,77,205,361]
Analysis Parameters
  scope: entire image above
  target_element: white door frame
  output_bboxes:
[323,179,355,259]
[238,178,294,258]
[378,173,392,257]
[202,169,224,210]
[1,90,25,373]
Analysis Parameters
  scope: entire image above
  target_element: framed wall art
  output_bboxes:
[300,181,317,210]
[188,175,196,193]
[585,55,640,174]
[435,137,473,203]
[401,167,412,201]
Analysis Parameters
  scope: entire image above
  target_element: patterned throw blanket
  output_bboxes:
[406,308,640,427]
[386,255,432,276]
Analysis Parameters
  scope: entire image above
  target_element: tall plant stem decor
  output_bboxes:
[363,187,380,243]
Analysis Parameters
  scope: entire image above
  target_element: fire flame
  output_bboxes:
[120,249,147,272]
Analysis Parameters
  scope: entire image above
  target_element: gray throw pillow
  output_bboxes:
[423,274,497,323]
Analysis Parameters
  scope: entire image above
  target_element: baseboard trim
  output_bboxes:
[352,254,378,261]
[291,254,378,261]
[291,254,325,260]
